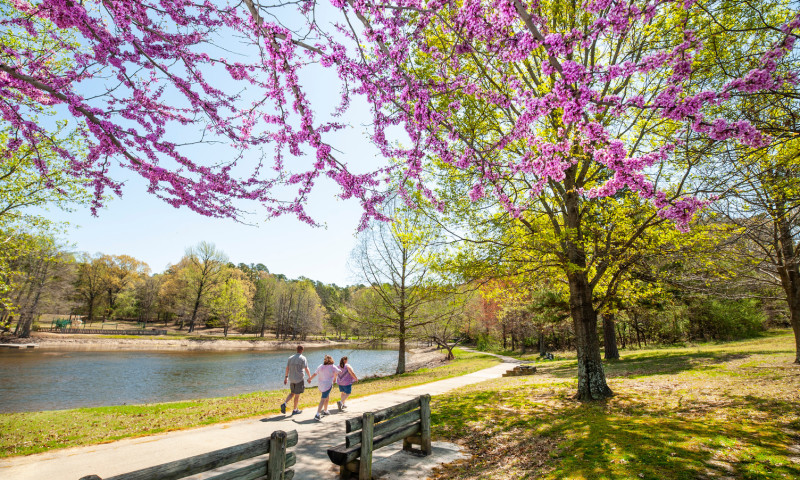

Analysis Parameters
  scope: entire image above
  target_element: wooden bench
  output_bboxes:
[79,429,297,480]
[327,395,432,479]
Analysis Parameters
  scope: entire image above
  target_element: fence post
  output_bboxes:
[359,412,374,480]
[420,394,432,455]
[267,430,287,480]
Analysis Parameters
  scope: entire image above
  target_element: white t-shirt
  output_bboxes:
[314,364,341,392]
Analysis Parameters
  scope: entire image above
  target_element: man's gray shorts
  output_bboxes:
[290,381,305,394]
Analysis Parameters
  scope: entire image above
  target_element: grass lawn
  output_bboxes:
[0,349,499,458]
[431,331,800,480]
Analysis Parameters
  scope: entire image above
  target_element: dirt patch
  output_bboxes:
[429,430,560,480]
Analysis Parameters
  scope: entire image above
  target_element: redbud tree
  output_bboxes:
[2,0,797,399]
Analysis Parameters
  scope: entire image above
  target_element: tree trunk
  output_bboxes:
[187,296,201,333]
[603,313,620,360]
[569,273,613,401]
[791,307,800,364]
[538,331,546,355]
[396,316,406,374]
[775,208,800,364]
[562,171,612,401]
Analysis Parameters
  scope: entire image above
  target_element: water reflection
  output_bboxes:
[0,347,402,413]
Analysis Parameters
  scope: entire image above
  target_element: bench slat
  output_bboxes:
[186,452,295,480]
[345,409,420,448]
[285,430,299,449]
[345,397,421,433]
[93,430,298,480]
[328,421,421,466]
[101,438,271,480]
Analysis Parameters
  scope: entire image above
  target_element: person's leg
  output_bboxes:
[293,393,300,411]
[316,396,325,413]
[323,397,330,412]
[341,391,350,405]
[284,392,294,404]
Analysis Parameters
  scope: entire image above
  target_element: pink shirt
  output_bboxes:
[337,365,356,386]
[314,364,341,392]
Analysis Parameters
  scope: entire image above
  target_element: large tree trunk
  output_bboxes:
[603,313,620,360]
[774,208,800,364]
[568,273,613,401]
[564,175,612,401]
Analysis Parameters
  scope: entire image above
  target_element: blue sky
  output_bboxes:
[53,172,366,286]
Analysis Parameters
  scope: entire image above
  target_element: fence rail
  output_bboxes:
[43,328,167,336]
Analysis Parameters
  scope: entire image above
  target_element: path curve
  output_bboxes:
[0,357,516,480]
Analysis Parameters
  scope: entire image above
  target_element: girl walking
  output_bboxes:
[308,354,341,421]
[336,356,358,411]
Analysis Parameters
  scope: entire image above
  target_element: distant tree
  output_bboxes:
[210,271,254,336]
[273,279,325,340]
[2,232,72,337]
[251,275,277,337]
[421,293,472,360]
[98,254,149,318]
[135,275,163,323]
[183,242,229,333]
[73,254,107,324]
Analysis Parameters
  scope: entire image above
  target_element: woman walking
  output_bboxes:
[336,356,358,411]
[308,354,341,421]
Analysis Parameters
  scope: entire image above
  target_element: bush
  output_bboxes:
[689,298,765,340]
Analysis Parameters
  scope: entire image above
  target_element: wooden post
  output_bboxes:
[359,412,374,480]
[420,394,432,455]
[402,437,413,452]
[267,430,287,480]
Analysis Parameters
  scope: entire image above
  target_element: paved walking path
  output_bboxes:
[1,359,516,480]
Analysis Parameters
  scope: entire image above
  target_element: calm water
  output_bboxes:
[0,347,402,413]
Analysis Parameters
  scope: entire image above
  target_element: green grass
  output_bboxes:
[0,349,498,458]
[431,331,800,480]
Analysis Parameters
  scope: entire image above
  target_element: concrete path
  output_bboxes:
[1,360,515,480]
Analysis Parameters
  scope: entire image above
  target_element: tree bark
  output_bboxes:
[396,316,406,374]
[563,176,612,401]
[569,273,613,401]
[603,313,620,360]
[775,207,800,364]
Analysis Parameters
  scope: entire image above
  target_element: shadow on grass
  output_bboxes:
[540,351,768,379]
[430,386,800,480]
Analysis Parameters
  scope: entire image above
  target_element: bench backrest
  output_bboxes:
[344,395,427,448]
[79,429,298,480]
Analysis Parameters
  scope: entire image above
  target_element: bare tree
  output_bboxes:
[349,200,444,374]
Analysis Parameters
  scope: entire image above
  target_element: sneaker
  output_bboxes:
[322,410,330,416]
[341,404,348,410]
[280,403,286,414]
[292,409,302,415]
[337,400,343,411]
[314,413,321,421]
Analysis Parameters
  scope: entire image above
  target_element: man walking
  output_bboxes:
[281,345,311,415]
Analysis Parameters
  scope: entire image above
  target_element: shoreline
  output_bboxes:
[1,333,387,351]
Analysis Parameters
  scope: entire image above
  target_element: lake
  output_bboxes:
[0,347,402,413]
